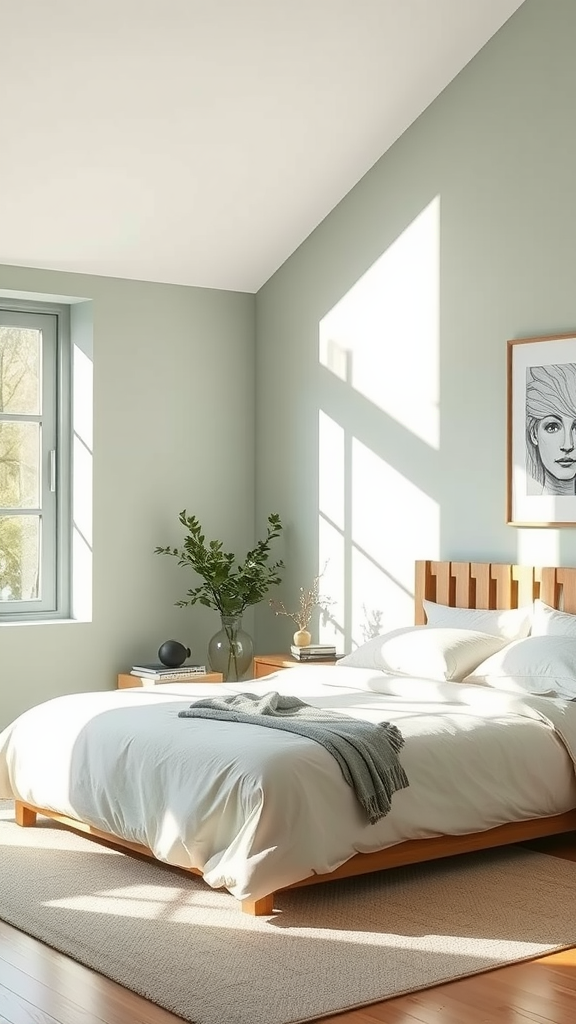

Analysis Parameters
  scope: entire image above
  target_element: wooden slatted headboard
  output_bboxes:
[414,560,576,624]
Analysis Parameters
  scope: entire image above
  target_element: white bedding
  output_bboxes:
[1,665,576,901]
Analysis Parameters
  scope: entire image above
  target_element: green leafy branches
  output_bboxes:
[155,511,284,616]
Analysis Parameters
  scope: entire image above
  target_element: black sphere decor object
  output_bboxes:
[158,640,191,668]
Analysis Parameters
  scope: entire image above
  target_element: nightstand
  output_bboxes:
[253,654,338,678]
[117,672,223,688]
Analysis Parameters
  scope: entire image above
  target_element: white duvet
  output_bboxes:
[1,666,576,901]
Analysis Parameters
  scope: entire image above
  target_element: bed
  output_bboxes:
[3,558,576,916]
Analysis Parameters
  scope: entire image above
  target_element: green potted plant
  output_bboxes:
[155,511,284,680]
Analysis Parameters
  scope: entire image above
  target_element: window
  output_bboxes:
[0,302,71,619]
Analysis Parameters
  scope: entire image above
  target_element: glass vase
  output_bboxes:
[208,614,254,682]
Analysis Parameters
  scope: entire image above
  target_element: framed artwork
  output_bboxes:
[507,332,576,527]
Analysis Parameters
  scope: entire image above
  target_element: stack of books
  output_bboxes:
[130,662,208,682]
[290,644,337,662]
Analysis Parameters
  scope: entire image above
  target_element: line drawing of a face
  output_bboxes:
[526,363,576,496]
[532,415,576,480]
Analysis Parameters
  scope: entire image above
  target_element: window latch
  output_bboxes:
[49,449,56,492]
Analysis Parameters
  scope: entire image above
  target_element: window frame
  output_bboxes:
[0,299,71,621]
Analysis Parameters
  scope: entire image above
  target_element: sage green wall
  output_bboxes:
[4,0,576,718]
[254,0,576,653]
[0,264,255,728]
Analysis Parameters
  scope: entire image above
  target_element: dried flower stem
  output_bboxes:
[269,572,329,630]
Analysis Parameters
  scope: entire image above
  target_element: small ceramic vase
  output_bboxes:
[293,629,312,647]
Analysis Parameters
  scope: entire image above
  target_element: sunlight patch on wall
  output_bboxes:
[318,410,439,650]
[319,197,440,449]
[318,513,345,649]
[318,411,345,647]
[516,528,559,568]
[350,546,410,643]
[319,411,345,532]
[350,439,439,644]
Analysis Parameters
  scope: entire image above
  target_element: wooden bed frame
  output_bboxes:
[14,559,576,916]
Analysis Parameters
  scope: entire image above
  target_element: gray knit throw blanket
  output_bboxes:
[178,691,409,824]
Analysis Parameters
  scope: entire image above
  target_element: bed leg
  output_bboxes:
[241,893,275,915]
[14,801,37,827]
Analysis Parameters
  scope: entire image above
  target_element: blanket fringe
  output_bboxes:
[364,763,410,825]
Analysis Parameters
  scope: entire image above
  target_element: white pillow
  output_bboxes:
[463,635,576,698]
[336,626,508,682]
[532,599,576,638]
[423,600,532,642]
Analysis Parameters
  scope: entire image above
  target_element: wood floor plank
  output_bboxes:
[0,983,64,1024]
[0,954,118,1024]
[0,921,181,1024]
[315,952,576,1024]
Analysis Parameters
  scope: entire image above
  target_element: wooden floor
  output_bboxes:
[1,834,576,1024]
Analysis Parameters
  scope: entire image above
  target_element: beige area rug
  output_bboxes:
[2,802,576,1024]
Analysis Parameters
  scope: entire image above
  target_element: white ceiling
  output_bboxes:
[1,0,525,294]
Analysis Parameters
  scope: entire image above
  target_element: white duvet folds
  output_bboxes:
[1,666,576,901]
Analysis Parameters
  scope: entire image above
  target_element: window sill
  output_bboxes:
[0,618,86,627]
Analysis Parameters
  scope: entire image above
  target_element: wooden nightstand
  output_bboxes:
[117,672,223,688]
[253,654,338,678]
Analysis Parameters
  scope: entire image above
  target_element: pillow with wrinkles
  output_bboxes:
[531,599,576,638]
[336,626,509,682]
[463,634,576,698]
[423,600,532,642]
